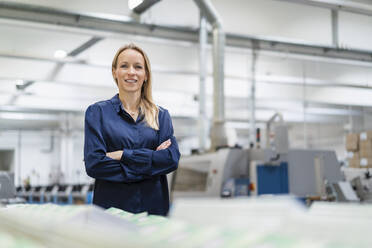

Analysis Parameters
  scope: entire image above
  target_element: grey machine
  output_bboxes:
[0,171,15,199]
[0,171,25,204]
[171,113,343,200]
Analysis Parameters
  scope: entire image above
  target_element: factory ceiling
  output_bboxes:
[1,0,372,130]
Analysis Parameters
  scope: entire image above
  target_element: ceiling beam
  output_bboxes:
[68,36,103,57]
[0,105,81,114]
[7,37,104,105]
[0,91,370,117]
[1,2,372,63]
[2,53,372,90]
[275,0,372,17]
[46,36,104,82]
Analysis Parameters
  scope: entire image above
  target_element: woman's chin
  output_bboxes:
[120,87,141,93]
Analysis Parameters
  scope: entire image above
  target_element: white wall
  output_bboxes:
[288,123,346,160]
[0,130,56,186]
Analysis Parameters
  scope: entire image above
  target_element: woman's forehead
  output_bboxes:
[117,49,145,63]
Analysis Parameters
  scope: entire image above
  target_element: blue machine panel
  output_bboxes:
[234,178,250,196]
[257,162,289,195]
[221,178,250,197]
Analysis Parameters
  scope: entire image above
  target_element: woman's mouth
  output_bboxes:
[125,79,137,83]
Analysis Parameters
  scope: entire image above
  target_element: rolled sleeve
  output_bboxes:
[121,149,134,164]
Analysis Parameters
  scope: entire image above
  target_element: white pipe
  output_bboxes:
[265,112,284,149]
[194,0,227,150]
[198,13,208,152]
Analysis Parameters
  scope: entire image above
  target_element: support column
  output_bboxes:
[302,63,308,149]
[332,10,339,47]
[59,113,74,184]
[198,13,208,152]
[250,42,258,148]
[17,130,22,186]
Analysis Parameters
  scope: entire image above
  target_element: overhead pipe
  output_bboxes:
[3,2,372,62]
[265,112,284,149]
[194,0,228,150]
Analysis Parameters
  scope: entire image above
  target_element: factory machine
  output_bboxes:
[16,184,93,205]
[170,114,343,200]
[0,172,25,205]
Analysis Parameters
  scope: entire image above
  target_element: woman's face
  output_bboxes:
[112,49,147,94]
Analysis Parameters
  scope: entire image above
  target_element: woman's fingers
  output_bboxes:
[106,151,122,160]
[157,140,166,150]
[156,143,165,151]
[156,139,171,151]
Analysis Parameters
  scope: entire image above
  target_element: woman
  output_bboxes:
[84,43,180,216]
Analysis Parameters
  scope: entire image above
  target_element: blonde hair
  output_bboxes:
[112,43,159,130]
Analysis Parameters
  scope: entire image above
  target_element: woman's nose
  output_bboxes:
[128,66,135,74]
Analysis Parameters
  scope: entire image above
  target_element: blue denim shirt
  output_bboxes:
[84,94,180,215]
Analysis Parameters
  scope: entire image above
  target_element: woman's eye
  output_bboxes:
[120,64,128,68]
[136,65,143,69]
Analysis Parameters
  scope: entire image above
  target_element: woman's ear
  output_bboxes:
[145,70,148,83]
[112,68,117,83]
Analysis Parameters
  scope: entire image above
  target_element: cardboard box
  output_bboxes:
[360,140,372,157]
[347,151,360,160]
[359,157,372,168]
[346,133,359,151]
[359,130,372,141]
[348,158,360,168]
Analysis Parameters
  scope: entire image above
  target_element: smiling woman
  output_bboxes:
[84,43,180,216]
[113,48,146,94]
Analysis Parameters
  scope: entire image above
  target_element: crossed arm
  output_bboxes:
[84,105,180,183]
[106,139,171,160]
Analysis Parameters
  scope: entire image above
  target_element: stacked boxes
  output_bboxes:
[346,133,359,152]
[359,131,372,168]
[347,151,360,168]
[346,131,372,168]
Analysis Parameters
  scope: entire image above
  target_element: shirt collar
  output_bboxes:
[109,94,144,121]
[109,94,122,113]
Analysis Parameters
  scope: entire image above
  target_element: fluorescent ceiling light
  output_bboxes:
[128,0,144,10]
[15,79,24,85]
[54,50,67,59]
[128,0,161,14]
[0,112,58,121]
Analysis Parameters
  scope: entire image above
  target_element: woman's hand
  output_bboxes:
[106,151,123,160]
[156,139,171,151]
